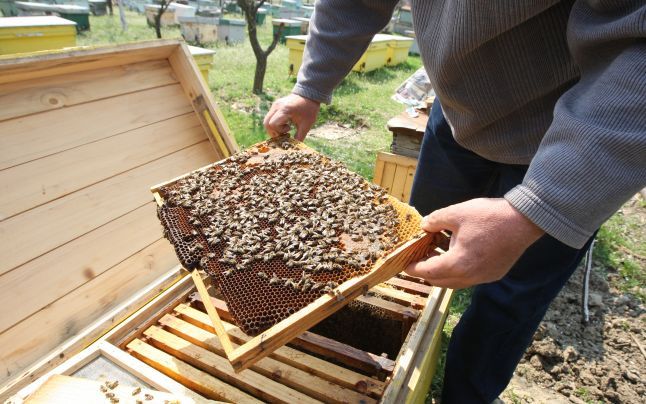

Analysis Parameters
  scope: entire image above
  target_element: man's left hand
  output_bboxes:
[405,198,544,289]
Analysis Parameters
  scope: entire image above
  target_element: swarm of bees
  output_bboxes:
[157,139,403,333]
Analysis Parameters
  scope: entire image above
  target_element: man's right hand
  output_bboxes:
[264,94,321,141]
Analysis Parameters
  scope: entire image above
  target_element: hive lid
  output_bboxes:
[0,41,238,392]
[0,16,77,28]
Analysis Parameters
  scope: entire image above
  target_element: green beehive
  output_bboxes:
[272,18,301,44]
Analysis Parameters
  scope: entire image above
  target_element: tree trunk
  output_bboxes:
[154,14,162,38]
[253,55,268,95]
[117,0,127,31]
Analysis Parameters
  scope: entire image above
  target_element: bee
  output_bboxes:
[269,273,280,285]
[257,271,269,279]
[223,269,234,277]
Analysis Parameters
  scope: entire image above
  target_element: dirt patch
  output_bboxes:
[309,123,363,140]
[503,238,645,402]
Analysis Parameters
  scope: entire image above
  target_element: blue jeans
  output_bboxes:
[410,101,594,403]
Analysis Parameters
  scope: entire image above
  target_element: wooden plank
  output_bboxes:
[127,338,260,404]
[402,166,416,203]
[355,294,420,321]
[0,240,179,387]
[226,233,437,372]
[395,290,453,404]
[99,342,213,404]
[173,303,387,398]
[0,112,204,221]
[0,41,178,86]
[376,152,418,167]
[373,152,385,185]
[190,270,234,356]
[168,44,239,155]
[385,277,434,296]
[0,267,183,400]
[391,164,409,202]
[0,59,177,123]
[371,286,427,309]
[0,84,193,171]
[380,288,444,403]
[188,294,396,376]
[142,326,322,404]
[380,161,397,194]
[0,203,161,333]
[158,314,375,404]
[0,141,218,277]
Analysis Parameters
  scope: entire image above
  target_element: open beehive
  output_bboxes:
[1,41,453,403]
[152,137,447,371]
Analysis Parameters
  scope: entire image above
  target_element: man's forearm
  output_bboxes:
[505,1,646,248]
[293,0,398,104]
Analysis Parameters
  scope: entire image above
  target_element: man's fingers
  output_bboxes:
[267,111,292,137]
[294,121,311,141]
[405,249,460,280]
[421,206,458,233]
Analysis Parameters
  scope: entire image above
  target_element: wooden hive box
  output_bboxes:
[0,41,453,403]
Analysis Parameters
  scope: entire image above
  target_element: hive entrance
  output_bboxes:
[156,138,422,336]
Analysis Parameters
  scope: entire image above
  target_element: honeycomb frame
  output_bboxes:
[151,138,444,372]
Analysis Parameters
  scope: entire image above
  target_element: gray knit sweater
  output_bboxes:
[292,0,646,248]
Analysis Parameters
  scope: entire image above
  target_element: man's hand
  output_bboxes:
[405,198,544,289]
[264,94,321,141]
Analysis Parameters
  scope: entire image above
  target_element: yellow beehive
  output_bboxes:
[0,16,76,56]
[352,34,390,73]
[285,34,307,75]
[187,44,215,82]
[387,35,414,66]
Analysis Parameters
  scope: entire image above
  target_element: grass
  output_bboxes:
[594,197,646,302]
[78,10,644,402]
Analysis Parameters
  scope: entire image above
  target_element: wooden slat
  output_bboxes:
[0,59,177,123]
[0,141,218,277]
[372,154,385,185]
[0,240,178,386]
[381,288,445,403]
[0,41,177,85]
[355,294,420,321]
[127,338,260,404]
[0,84,193,171]
[189,294,396,376]
[371,285,427,309]
[158,314,375,404]
[168,45,238,155]
[174,304,387,398]
[0,112,204,221]
[385,277,434,296]
[380,162,397,194]
[390,164,409,202]
[143,326,322,404]
[402,166,416,203]
[0,203,160,333]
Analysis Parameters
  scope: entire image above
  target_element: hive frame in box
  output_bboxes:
[151,140,449,372]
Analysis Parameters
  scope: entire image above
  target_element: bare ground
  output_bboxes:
[503,196,645,404]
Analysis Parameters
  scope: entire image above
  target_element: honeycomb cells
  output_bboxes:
[156,139,423,336]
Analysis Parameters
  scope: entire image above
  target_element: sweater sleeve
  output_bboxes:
[292,0,399,104]
[505,1,646,248]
